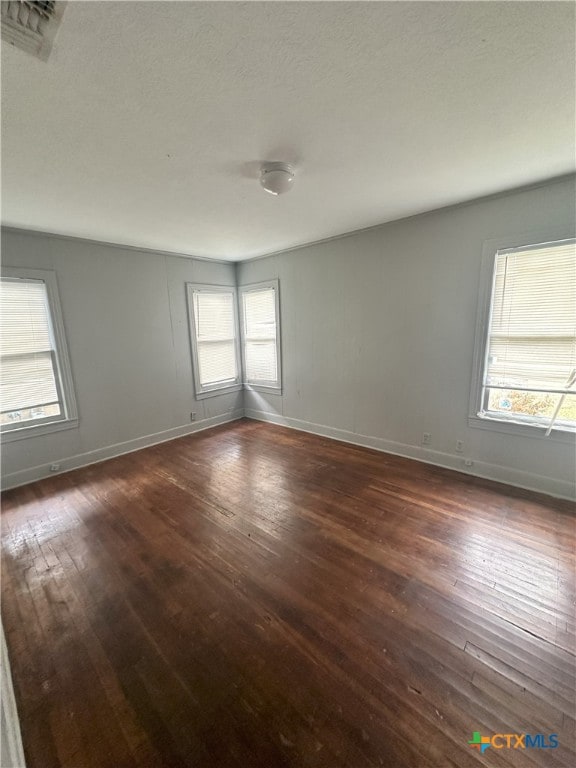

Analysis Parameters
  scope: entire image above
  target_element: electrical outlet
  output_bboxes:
[464,458,474,467]
[49,463,61,472]
[190,412,197,422]
[422,433,431,446]
[456,440,464,453]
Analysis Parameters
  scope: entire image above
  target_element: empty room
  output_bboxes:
[1,1,575,767]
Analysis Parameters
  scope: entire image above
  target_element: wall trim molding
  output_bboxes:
[244,409,575,502]
[240,173,576,264]
[4,175,574,266]
[3,406,573,499]
[1,411,244,491]
[1,622,26,768]
[0,226,233,265]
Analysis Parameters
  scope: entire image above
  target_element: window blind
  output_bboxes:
[192,290,237,386]
[484,240,576,394]
[242,287,278,384]
[0,278,60,414]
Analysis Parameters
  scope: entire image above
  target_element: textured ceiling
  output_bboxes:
[2,1,575,261]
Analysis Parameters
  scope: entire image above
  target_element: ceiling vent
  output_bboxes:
[1,1,66,61]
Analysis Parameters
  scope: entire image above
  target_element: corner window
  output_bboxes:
[186,284,241,398]
[239,280,281,392]
[0,268,78,441]
[471,238,575,435]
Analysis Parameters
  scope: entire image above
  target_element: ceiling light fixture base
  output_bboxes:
[259,162,295,196]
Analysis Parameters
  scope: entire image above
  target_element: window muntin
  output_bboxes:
[479,239,576,432]
[0,270,76,436]
[239,281,281,390]
[187,284,241,397]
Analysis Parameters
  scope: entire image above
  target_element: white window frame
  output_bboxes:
[186,283,242,399]
[239,279,282,394]
[1,266,78,442]
[469,230,576,442]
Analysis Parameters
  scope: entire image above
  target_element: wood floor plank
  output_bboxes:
[1,419,574,767]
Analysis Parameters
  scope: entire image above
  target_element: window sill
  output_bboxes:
[195,383,243,400]
[468,414,575,443]
[1,417,79,443]
[243,384,283,396]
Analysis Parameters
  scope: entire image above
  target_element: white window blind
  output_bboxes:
[240,283,280,387]
[188,287,240,395]
[0,278,62,426]
[484,241,576,394]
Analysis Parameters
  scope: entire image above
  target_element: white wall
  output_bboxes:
[1,230,242,488]
[239,177,576,499]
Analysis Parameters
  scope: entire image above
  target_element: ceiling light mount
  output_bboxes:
[259,162,295,196]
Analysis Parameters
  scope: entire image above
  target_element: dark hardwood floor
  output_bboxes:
[1,419,574,768]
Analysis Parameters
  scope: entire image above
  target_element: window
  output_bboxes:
[472,238,576,434]
[239,280,281,391]
[186,284,241,398]
[0,268,77,440]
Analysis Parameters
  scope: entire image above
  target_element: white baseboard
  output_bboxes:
[244,409,575,501]
[1,410,244,491]
[1,623,26,768]
[2,407,573,501]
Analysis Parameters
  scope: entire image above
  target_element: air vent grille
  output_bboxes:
[1,0,65,61]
